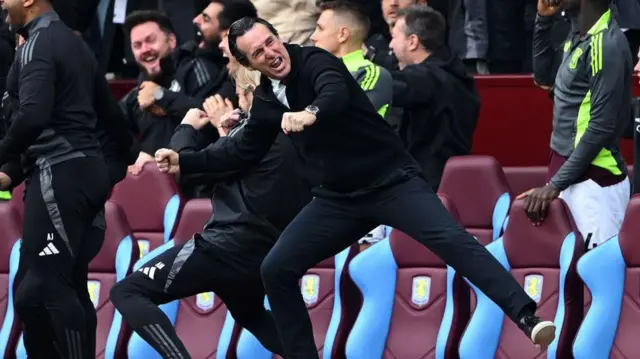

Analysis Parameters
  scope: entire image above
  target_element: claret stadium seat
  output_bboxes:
[235,244,361,359]
[0,202,23,358]
[573,195,640,359]
[345,195,468,359]
[110,163,181,259]
[8,182,25,224]
[459,199,583,359]
[438,155,511,244]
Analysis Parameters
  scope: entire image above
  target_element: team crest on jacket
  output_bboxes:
[569,48,583,70]
[196,292,215,311]
[301,274,320,305]
[411,276,431,307]
[169,80,181,92]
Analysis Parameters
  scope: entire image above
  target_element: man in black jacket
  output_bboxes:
[155,17,556,358]
[111,103,312,357]
[120,10,234,175]
[390,5,480,191]
[0,0,137,357]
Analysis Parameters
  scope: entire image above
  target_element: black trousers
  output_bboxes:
[110,234,283,359]
[14,157,110,359]
[260,176,536,359]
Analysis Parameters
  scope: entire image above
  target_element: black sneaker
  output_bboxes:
[518,315,556,349]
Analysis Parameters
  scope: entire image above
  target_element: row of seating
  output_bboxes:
[0,156,638,358]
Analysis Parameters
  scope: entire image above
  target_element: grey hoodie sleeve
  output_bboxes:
[533,14,562,87]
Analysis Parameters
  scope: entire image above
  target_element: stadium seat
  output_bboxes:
[459,199,584,359]
[127,199,233,359]
[345,195,468,359]
[503,166,547,197]
[437,155,511,244]
[573,195,640,358]
[235,245,361,359]
[110,163,182,259]
[0,203,23,358]
[8,182,24,224]
[92,201,139,359]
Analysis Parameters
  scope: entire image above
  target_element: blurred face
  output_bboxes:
[634,49,640,85]
[562,0,580,11]
[193,2,224,48]
[219,30,240,72]
[381,0,419,26]
[310,10,343,56]
[236,83,254,112]
[237,23,291,80]
[1,0,31,27]
[389,18,414,69]
[130,21,177,78]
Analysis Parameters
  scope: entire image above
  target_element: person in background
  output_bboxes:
[119,9,231,176]
[389,5,480,191]
[311,0,392,118]
[528,0,632,250]
[251,0,319,45]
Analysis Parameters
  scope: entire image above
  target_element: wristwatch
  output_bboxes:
[153,87,165,101]
[304,105,319,116]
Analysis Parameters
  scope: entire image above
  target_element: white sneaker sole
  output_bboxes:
[531,321,556,349]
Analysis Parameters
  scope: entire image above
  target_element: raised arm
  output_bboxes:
[178,100,280,175]
[533,10,564,88]
[307,52,351,118]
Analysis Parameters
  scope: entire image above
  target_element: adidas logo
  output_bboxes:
[138,262,165,280]
[39,242,59,256]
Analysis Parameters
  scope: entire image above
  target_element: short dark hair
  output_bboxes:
[397,5,445,52]
[319,0,371,40]
[123,10,174,37]
[209,0,258,30]
[228,17,279,66]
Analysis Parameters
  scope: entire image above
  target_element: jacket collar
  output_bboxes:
[17,11,58,39]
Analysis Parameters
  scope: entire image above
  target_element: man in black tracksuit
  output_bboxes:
[110,107,312,358]
[0,1,137,357]
[120,11,234,176]
[155,17,557,358]
[390,6,480,191]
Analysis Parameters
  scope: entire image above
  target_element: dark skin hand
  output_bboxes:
[516,184,561,225]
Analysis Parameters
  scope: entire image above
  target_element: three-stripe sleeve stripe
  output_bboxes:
[590,32,603,76]
[21,32,40,68]
[143,324,185,359]
[361,65,381,91]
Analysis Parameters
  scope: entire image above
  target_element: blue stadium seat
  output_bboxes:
[235,245,360,359]
[437,155,511,244]
[573,196,640,358]
[459,199,584,359]
[110,163,182,258]
[0,240,21,358]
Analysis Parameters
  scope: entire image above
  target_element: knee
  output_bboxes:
[110,278,138,310]
[260,252,301,289]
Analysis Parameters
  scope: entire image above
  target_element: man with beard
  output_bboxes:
[120,9,234,176]
[528,0,632,249]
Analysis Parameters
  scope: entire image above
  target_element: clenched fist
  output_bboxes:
[281,111,316,134]
[155,149,181,174]
[537,0,562,16]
